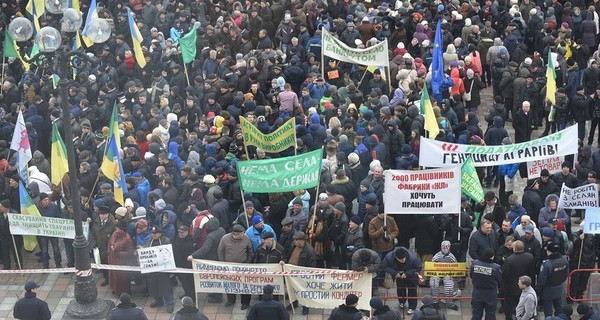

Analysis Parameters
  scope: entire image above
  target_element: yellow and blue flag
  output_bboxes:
[421,85,440,139]
[19,181,41,251]
[100,136,127,205]
[81,0,98,47]
[127,8,147,68]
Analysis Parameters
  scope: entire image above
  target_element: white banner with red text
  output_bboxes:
[419,125,578,167]
[384,167,461,214]
[526,156,565,179]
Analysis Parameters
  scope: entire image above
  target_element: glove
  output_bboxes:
[382,225,387,232]
[383,235,390,242]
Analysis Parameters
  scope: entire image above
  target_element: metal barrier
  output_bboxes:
[567,268,600,303]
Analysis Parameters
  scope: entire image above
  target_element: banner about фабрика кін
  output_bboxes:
[384,167,461,214]
[419,125,578,167]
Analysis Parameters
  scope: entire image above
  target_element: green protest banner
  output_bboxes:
[240,116,296,153]
[461,156,484,202]
[237,148,322,193]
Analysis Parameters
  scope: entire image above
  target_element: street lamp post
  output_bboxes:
[9,2,114,318]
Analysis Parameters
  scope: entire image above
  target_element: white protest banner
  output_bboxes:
[558,183,599,209]
[384,167,461,214]
[527,156,564,178]
[8,213,89,239]
[192,259,285,295]
[583,208,600,234]
[322,30,389,66]
[284,264,372,310]
[419,125,578,167]
[137,244,176,274]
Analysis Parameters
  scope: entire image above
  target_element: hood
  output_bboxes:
[311,113,320,124]
[161,209,177,227]
[33,150,45,160]
[206,216,220,232]
[416,24,424,32]
[205,143,218,157]
[433,106,442,118]
[493,37,503,46]
[387,119,397,128]
[296,125,308,136]
[581,145,592,159]
[188,150,200,166]
[493,116,503,128]
[446,44,456,54]
[407,105,420,118]
[363,110,374,121]
[544,194,559,208]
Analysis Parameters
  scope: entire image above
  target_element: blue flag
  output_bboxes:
[431,21,444,103]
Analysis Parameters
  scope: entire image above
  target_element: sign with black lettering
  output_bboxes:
[137,244,176,274]
[558,183,599,209]
[384,168,461,214]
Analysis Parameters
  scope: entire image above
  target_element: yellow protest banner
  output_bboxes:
[240,117,296,153]
[423,262,467,277]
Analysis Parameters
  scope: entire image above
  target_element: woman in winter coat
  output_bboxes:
[582,11,598,47]
[464,69,486,112]
[108,221,135,296]
[538,194,570,229]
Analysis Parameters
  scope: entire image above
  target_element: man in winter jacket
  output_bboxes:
[382,247,422,314]
[502,240,536,320]
[470,248,502,320]
[218,224,253,309]
[537,242,569,317]
[173,296,208,320]
[107,293,148,320]
[328,294,362,320]
[247,285,289,320]
[246,215,277,252]
[285,232,316,315]
[13,281,51,320]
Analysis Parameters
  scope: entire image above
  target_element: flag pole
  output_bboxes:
[1,58,5,89]
[11,235,22,270]
[386,66,392,94]
[183,62,191,87]
[240,188,250,228]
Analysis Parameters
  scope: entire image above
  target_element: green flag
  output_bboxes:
[237,148,322,193]
[179,25,197,64]
[3,32,19,58]
[461,156,484,202]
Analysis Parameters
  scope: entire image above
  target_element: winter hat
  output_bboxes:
[135,207,146,218]
[181,296,194,307]
[292,197,303,205]
[350,215,362,225]
[348,153,360,165]
[577,304,590,315]
[394,248,407,259]
[334,202,346,212]
[252,215,264,225]
[370,296,385,309]
[360,179,370,188]
[154,199,166,210]
[541,227,554,238]
[346,294,359,306]
[481,248,495,262]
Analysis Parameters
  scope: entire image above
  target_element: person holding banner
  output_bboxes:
[284,231,316,315]
[567,223,598,304]
[36,193,63,269]
[218,224,253,310]
[145,227,175,313]
[0,199,22,270]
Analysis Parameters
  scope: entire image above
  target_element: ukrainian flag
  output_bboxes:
[100,135,127,205]
[81,0,97,47]
[19,182,41,251]
[127,8,146,68]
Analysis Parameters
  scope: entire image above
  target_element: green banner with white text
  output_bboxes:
[237,149,322,193]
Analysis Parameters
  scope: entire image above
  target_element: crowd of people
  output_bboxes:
[2,0,600,317]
